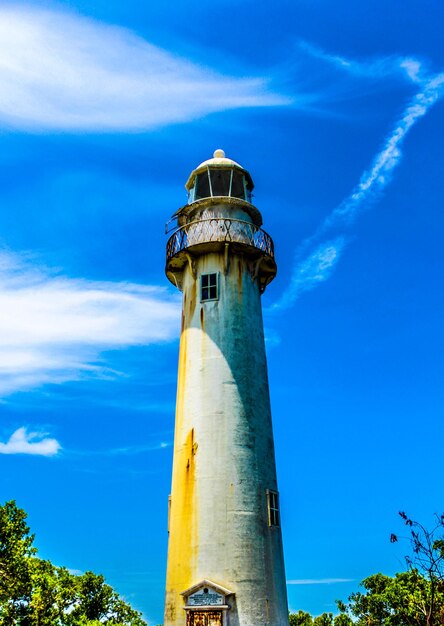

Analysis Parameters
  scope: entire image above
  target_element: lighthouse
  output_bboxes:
[164,150,289,626]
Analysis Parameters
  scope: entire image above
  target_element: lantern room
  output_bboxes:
[165,149,276,292]
[185,149,253,204]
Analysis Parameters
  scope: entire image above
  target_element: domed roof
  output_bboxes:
[185,149,253,191]
[195,149,242,170]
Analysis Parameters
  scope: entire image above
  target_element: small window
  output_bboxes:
[201,273,218,301]
[267,490,280,527]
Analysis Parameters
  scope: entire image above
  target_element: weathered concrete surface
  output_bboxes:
[164,153,288,626]
[164,246,289,626]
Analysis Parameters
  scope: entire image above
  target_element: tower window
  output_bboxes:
[267,490,280,527]
[201,273,218,302]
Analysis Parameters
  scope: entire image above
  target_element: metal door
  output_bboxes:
[207,611,223,626]
[187,611,223,626]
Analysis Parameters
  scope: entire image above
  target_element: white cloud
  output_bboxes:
[0,6,287,131]
[326,69,444,228]
[0,426,60,456]
[301,41,425,86]
[287,578,353,585]
[92,441,172,456]
[0,251,180,395]
[273,54,444,310]
[63,440,172,458]
[271,237,346,310]
[264,327,282,348]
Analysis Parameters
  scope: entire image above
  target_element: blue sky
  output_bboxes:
[0,0,443,621]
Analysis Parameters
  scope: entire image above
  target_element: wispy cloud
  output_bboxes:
[264,327,282,348]
[0,426,60,456]
[300,41,425,86]
[287,578,353,585]
[324,70,444,229]
[0,424,172,460]
[0,7,288,132]
[273,54,444,310]
[272,237,346,311]
[0,251,180,395]
[71,440,172,457]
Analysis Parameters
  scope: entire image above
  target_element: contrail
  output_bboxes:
[299,41,424,85]
[272,61,444,312]
[324,70,444,230]
[272,237,347,311]
[286,577,354,585]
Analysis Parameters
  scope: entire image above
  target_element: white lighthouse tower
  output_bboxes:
[164,150,289,626]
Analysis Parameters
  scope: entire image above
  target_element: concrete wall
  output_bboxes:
[164,225,288,626]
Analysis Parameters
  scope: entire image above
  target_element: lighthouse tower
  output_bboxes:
[164,150,288,626]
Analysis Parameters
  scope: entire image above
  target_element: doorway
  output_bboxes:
[187,611,223,626]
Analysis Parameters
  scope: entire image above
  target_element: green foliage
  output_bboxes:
[289,612,338,626]
[332,614,353,626]
[313,613,333,626]
[289,610,313,626]
[0,499,36,607]
[291,514,444,626]
[0,500,146,626]
[337,570,444,626]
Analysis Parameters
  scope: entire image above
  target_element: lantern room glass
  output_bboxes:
[188,168,252,204]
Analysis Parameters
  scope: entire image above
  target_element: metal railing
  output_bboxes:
[166,218,274,262]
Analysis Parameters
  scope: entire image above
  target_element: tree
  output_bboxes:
[313,613,333,626]
[0,500,146,626]
[0,500,36,623]
[0,500,36,591]
[63,571,146,626]
[390,511,444,626]
[289,610,313,626]
[289,612,352,626]
[333,614,353,626]
[392,511,444,581]
[336,512,444,626]
[336,570,444,626]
